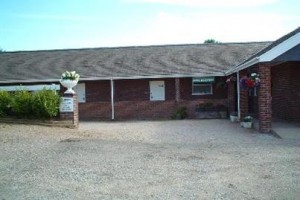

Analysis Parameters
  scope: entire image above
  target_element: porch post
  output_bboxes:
[237,72,241,119]
[175,78,181,103]
[239,71,249,119]
[258,63,272,133]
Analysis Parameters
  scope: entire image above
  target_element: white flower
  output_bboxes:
[61,70,80,81]
[71,71,76,77]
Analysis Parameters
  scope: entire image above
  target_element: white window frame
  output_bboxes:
[73,83,86,103]
[192,82,213,95]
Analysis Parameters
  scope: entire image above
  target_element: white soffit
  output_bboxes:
[0,84,60,91]
[260,32,300,62]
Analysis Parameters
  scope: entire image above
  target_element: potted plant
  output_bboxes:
[229,112,238,122]
[240,73,260,90]
[216,104,228,118]
[60,71,80,94]
[240,116,253,128]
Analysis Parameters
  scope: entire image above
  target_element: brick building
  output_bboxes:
[0,27,299,133]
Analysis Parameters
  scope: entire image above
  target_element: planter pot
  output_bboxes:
[219,111,228,119]
[230,115,238,122]
[240,122,252,129]
[60,79,78,94]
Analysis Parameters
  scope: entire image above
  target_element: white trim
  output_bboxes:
[226,57,259,75]
[260,32,300,62]
[0,79,60,84]
[0,73,225,84]
[226,32,300,75]
[192,82,213,95]
[110,79,115,120]
[0,84,60,91]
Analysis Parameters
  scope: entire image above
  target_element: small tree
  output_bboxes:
[204,39,220,44]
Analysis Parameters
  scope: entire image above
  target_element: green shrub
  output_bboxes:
[31,89,60,118]
[11,90,33,118]
[0,90,11,116]
[172,107,188,119]
[0,88,60,119]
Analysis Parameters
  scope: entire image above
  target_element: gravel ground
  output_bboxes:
[0,119,300,200]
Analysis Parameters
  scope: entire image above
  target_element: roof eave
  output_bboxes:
[225,57,260,75]
[0,72,226,84]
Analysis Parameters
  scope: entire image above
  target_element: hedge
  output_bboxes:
[0,89,60,119]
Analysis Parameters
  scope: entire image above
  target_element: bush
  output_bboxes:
[0,89,60,119]
[0,90,11,116]
[11,90,33,118]
[172,107,188,119]
[32,89,60,118]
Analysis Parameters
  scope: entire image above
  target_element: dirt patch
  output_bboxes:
[1,120,300,200]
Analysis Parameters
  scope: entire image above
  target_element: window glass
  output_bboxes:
[192,78,213,95]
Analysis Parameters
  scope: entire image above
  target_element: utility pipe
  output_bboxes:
[110,78,115,120]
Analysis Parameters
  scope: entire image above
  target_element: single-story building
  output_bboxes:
[0,27,299,133]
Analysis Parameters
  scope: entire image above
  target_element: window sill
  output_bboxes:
[192,93,213,96]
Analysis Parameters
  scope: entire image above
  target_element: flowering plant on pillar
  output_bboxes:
[240,73,260,90]
[60,71,80,94]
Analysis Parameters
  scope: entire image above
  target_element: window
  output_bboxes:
[192,78,213,95]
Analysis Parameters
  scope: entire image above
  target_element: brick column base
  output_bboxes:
[258,63,272,133]
[60,93,79,128]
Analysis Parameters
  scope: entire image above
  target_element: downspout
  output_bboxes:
[237,72,241,120]
[110,78,115,120]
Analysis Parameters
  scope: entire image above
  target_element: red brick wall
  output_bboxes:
[79,102,111,120]
[115,101,176,119]
[227,80,236,114]
[272,62,300,122]
[258,63,272,133]
[114,78,175,101]
[78,77,228,120]
[239,70,249,119]
[85,80,111,102]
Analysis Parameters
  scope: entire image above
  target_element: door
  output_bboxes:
[74,83,86,103]
[149,81,165,101]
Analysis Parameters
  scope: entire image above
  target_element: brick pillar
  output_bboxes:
[60,93,79,128]
[239,72,249,119]
[175,78,181,103]
[227,81,236,114]
[258,63,272,133]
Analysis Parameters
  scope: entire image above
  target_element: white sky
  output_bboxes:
[0,0,299,51]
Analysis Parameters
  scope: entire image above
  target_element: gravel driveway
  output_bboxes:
[1,120,300,200]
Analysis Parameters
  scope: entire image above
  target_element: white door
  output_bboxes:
[74,83,86,103]
[150,81,165,101]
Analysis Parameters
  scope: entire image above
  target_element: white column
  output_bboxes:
[110,78,115,120]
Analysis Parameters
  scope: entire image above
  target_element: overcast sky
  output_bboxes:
[0,0,299,51]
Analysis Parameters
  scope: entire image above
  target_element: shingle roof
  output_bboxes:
[0,42,270,83]
[232,27,300,69]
